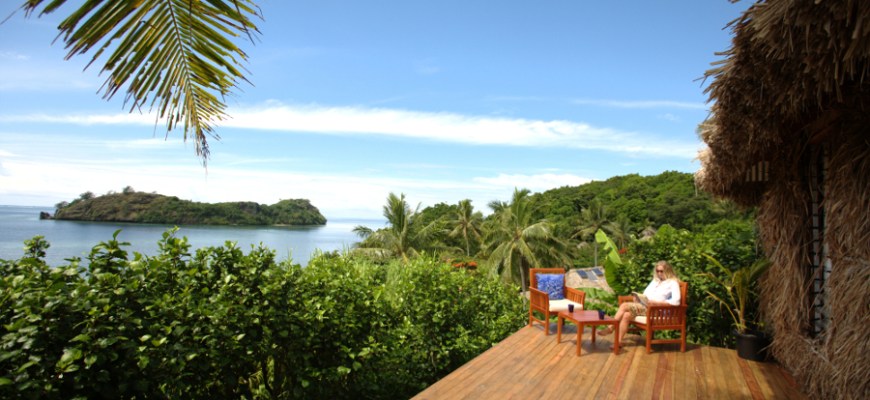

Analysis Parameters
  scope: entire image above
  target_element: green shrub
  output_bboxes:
[1,232,525,399]
[613,220,761,347]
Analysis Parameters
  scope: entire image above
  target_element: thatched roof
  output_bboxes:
[697,0,870,205]
[698,4,870,398]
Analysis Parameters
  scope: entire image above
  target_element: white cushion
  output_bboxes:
[633,316,647,324]
[548,299,583,312]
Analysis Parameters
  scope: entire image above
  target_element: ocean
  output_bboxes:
[0,205,380,267]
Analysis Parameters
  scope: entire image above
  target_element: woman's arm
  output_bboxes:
[664,280,681,306]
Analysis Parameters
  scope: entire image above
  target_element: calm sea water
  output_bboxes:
[0,205,380,267]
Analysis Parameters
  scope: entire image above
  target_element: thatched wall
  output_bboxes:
[757,130,869,399]
[697,1,870,399]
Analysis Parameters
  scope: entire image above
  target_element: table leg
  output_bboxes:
[576,324,583,356]
[557,315,563,343]
[612,322,620,354]
[592,325,597,344]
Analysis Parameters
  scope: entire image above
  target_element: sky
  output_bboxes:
[0,1,751,219]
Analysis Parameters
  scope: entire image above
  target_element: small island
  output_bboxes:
[46,187,326,226]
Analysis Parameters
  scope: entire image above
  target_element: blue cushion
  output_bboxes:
[536,274,564,300]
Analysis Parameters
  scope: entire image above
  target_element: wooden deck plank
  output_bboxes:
[616,345,655,399]
[692,345,710,400]
[723,345,755,399]
[591,339,637,400]
[424,325,550,399]
[581,339,622,400]
[703,346,730,399]
[412,326,807,400]
[672,345,700,400]
[753,358,804,399]
[506,328,569,397]
[737,357,766,400]
[537,326,612,399]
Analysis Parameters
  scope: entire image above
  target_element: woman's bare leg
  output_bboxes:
[617,312,632,344]
[601,303,630,335]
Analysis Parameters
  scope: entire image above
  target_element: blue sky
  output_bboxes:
[0,1,750,219]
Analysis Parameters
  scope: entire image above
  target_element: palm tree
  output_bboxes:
[18,1,262,163]
[487,200,509,214]
[354,193,438,263]
[604,215,634,249]
[447,199,483,257]
[573,200,611,266]
[485,188,569,292]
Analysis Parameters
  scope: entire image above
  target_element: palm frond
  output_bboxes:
[22,0,262,164]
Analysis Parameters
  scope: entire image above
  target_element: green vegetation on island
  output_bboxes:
[50,187,326,226]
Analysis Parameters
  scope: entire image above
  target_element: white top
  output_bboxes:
[642,279,681,306]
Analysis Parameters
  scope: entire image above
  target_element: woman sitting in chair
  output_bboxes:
[600,260,681,347]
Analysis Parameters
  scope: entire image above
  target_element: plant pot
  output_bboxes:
[735,330,770,362]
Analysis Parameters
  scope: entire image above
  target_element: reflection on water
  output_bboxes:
[0,205,379,267]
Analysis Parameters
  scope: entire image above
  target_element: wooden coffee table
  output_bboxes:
[556,310,620,356]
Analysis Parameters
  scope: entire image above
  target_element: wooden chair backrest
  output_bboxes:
[529,268,566,289]
[679,281,688,306]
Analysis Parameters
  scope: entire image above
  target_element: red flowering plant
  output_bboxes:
[449,258,478,270]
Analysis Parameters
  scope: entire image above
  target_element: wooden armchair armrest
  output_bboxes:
[564,287,586,307]
[529,287,549,309]
[617,295,634,305]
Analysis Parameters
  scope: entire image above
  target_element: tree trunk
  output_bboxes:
[593,242,599,267]
[520,259,528,293]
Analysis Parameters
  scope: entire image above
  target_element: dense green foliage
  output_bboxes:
[352,193,442,263]
[0,233,524,399]
[604,220,763,347]
[360,171,754,280]
[483,188,569,293]
[2,171,765,397]
[533,171,751,235]
[52,190,326,226]
[354,171,762,349]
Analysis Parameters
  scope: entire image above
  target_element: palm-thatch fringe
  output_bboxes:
[698,1,870,399]
[697,0,870,202]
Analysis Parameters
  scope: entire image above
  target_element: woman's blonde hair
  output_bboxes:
[653,260,679,282]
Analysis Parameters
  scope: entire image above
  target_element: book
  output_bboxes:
[631,292,649,307]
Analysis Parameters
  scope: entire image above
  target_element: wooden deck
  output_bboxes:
[413,324,805,399]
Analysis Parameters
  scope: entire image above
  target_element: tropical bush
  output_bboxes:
[0,232,525,399]
[603,219,763,347]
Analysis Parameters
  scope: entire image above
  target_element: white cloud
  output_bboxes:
[1,103,701,158]
[473,173,592,192]
[0,113,153,125]
[225,103,699,158]
[658,113,680,122]
[104,138,183,149]
[0,144,594,219]
[572,98,706,110]
[0,51,29,61]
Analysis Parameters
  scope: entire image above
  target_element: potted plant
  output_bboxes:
[699,254,771,361]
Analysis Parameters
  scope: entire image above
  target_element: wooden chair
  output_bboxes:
[528,268,586,335]
[618,281,688,353]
